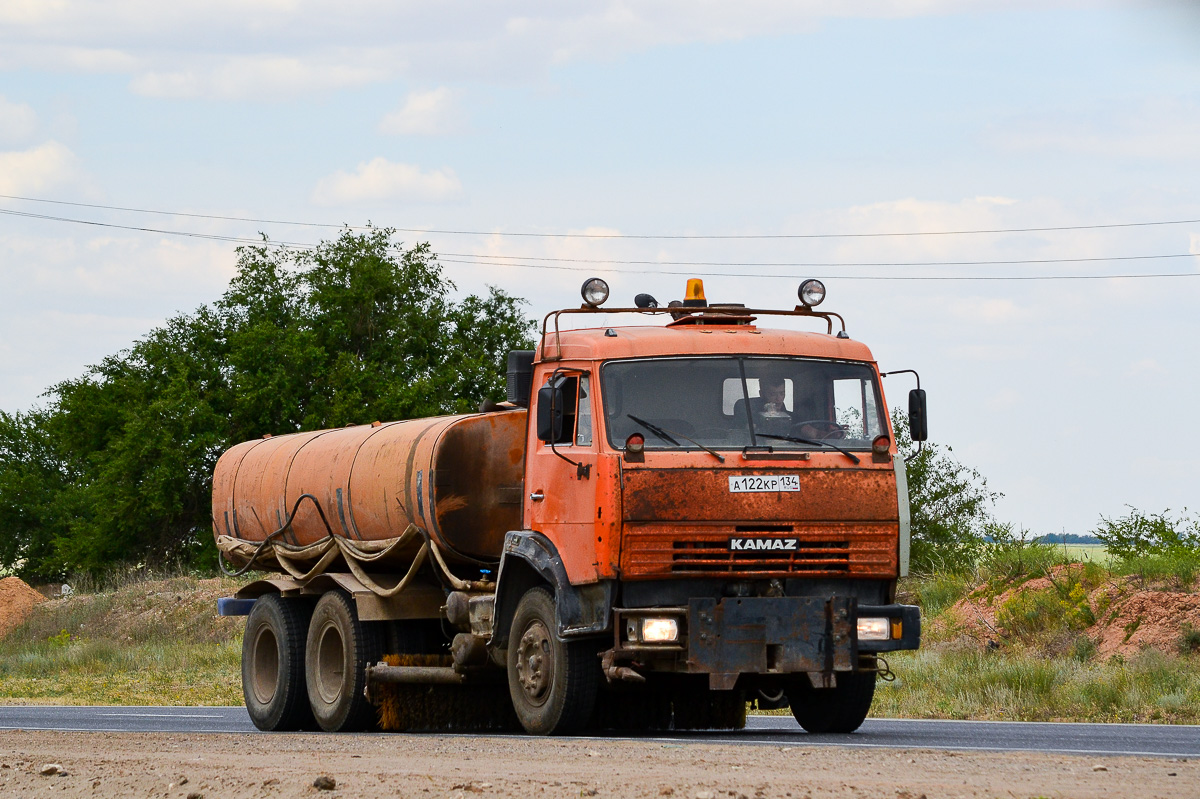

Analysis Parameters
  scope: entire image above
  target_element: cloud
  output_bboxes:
[129,56,384,100]
[991,98,1200,162]
[379,87,463,136]
[0,96,38,145]
[311,158,463,205]
[0,1,1080,98]
[0,141,79,194]
[948,297,1027,324]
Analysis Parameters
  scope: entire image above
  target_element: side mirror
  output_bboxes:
[908,389,928,442]
[506,351,535,407]
[536,384,564,443]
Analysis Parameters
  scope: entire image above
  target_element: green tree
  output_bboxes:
[894,411,1002,573]
[0,229,534,580]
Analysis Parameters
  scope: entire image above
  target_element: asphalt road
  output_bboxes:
[0,706,1197,758]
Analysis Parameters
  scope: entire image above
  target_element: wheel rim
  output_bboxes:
[515,619,553,707]
[315,621,346,704]
[250,626,280,705]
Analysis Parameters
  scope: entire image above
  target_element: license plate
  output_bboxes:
[728,474,800,493]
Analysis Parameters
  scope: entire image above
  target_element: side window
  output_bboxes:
[538,374,583,446]
[832,378,881,440]
[575,378,593,446]
[554,376,578,446]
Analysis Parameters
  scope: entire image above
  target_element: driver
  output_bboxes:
[751,376,793,435]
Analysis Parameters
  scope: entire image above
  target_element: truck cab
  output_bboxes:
[492,278,922,733]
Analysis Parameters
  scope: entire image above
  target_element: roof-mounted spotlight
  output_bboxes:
[798,278,826,308]
[581,277,610,307]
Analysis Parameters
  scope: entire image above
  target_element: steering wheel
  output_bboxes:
[792,419,847,440]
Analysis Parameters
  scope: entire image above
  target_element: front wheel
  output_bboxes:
[785,672,876,733]
[506,587,599,735]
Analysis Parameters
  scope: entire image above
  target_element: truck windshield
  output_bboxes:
[601,357,886,452]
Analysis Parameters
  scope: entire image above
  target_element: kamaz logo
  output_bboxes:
[729,538,799,551]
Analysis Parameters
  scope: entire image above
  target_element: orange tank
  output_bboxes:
[212,410,528,565]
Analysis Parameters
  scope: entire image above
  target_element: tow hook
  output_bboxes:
[600,650,646,683]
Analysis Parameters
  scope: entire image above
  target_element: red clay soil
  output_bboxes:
[0,577,48,638]
[942,566,1200,657]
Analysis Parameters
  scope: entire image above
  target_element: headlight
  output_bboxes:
[640,617,680,643]
[581,277,610,307]
[798,278,826,307]
[626,616,680,644]
[857,616,890,641]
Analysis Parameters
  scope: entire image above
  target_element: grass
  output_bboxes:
[873,647,1200,724]
[4,562,1199,721]
[0,573,247,706]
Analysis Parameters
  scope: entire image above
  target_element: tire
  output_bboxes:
[786,671,876,733]
[506,587,599,735]
[242,594,313,732]
[305,590,383,732]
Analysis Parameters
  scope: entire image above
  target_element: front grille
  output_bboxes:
[670,539,850,573]
[620,522,896,579]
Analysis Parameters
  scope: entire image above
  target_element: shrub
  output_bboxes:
[1180,624,1200,655]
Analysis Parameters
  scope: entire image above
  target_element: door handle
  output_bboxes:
[529,491,545,501]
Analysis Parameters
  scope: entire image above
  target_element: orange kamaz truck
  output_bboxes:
[214,277,924,736]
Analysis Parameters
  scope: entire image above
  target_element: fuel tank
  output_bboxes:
[212,410,528,565]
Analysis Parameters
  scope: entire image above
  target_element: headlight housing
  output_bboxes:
[857,616,891,641]
[798,278,826,307]
[581,277,610,307]
[625,616,680,644]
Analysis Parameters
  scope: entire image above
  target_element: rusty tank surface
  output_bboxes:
[212,409,527,566]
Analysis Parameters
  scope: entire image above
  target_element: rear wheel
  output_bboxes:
[507,587,599,735]
[786,672,876,733]
[242,594,313,731]
[305,591,382,732]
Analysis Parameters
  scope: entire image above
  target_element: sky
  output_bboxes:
[1,1,1198,537]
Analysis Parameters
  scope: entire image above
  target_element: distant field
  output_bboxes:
[1052,543,1108,561]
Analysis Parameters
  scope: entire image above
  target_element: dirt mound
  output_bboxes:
[0,577,49,638]
[943,565,1200,657]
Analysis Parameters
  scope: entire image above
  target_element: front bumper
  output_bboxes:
[610,597,920,685]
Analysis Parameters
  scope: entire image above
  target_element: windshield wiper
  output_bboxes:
[756,434,861,465]
[626,414,725,463]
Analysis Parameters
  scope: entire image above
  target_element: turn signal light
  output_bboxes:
[872,435,891,454]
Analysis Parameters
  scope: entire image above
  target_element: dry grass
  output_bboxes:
[0,574,247,706]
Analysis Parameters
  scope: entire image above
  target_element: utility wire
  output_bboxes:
[438,257,1200,281]
[2,192,1199,240]
[442,251,1199,269]
[0,194,356,231]
[4,204,1198,281]
[0,208,318,250]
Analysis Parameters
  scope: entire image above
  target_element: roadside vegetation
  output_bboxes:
[0,571,245,706]
[874,506,1200,724]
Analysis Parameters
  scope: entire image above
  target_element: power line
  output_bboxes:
[4,204,1198,281]
[438,257,1200,281]
[0,208,318,250]
[442,251,1199,269]
[0,194,355,231]
[2,192,1199,240]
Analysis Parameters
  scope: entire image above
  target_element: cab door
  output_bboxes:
[524,369,601,582]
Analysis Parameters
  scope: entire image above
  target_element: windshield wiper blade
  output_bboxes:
[626,414,680,445]
[757,434,861,465]
[626,414,725,462]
